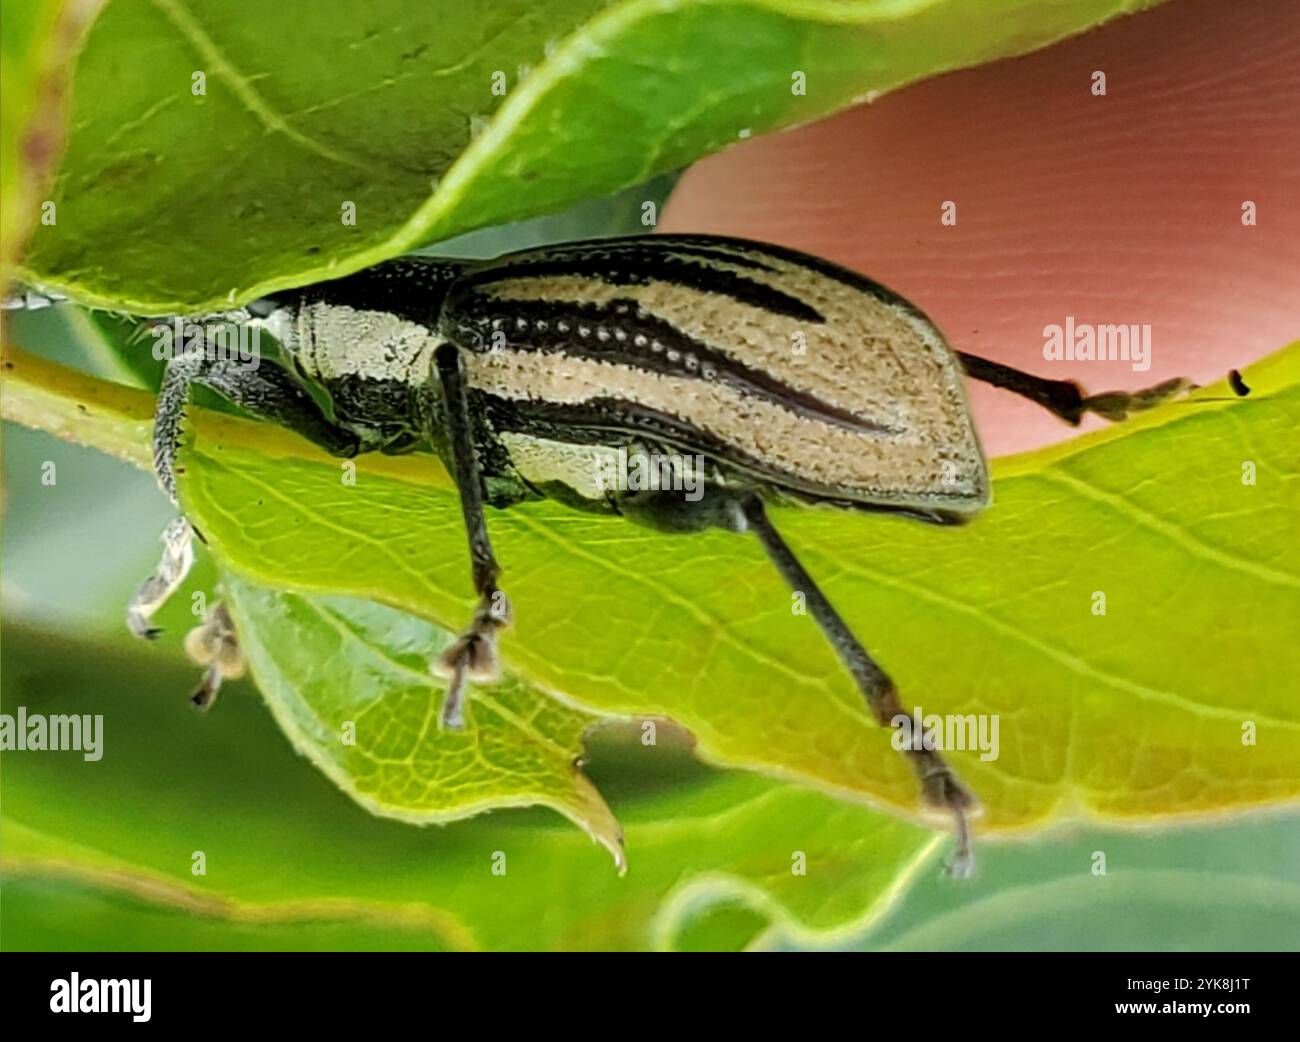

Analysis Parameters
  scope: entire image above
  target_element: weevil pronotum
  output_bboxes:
[10,234,1190,874]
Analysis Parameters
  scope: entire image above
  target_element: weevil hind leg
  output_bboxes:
[957,351,1191,425]
[429,344,512,730]
[735,494,978,877]
[618,485,978,875]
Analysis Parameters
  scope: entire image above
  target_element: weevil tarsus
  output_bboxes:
[956,351,1191,424]
[184,601,244,711]
[127,515,197,639]
[1076,376,1194,421]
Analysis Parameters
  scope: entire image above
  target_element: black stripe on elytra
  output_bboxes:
[481,394,810,493]
[454,244,825,325]
[445,294,898,437]
[479,233,928,319]
[482,237,783,274]
[610,234,927,315]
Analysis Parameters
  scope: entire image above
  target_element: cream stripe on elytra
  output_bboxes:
[466,349,987,510]
[472,251,967,429]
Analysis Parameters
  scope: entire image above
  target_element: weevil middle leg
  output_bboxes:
[130,340,360,644]
[429,343,511,730]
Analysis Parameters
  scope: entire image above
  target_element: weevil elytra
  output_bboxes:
[9,234,1190,874]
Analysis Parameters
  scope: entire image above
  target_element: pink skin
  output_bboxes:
[661,0,1300,455]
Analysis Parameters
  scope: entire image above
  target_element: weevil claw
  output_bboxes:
[129,617,163,641]
[434,589,511,729]
[1081,376,1193,422]
[127,517,196,639]
[190,666,222,711]
[914,752,979,880]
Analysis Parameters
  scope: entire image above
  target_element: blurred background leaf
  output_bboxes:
[842,809,1300,952]
[0,624,939,951]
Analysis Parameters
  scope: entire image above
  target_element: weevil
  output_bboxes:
[8,234,1189,874]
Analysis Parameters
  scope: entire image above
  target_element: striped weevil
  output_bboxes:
[11,234,1190,874]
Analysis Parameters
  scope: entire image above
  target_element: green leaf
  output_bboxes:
[20,0,1170,312]
[220,576,626,869]
[172,348,1300,833]
[0,625,938,951]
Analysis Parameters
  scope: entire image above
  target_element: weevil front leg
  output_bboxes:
[129,344,360,643]
[429,344,511,730]
[956,351,1192,425]
[127,349,205,639]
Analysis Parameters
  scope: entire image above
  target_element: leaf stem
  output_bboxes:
[1,343,154,467]
[0,342,453,488]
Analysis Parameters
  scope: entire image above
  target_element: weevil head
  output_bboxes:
[235,258,473,449]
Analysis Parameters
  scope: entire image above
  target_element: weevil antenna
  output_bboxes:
[737,494,977,877]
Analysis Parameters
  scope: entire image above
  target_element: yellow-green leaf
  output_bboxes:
[4,342,1296,841]
[0,625,939,951]
[221,576,625,868]
[169,348,1300,833]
